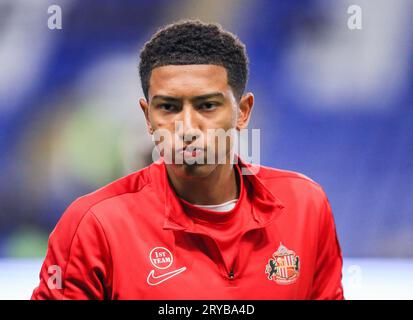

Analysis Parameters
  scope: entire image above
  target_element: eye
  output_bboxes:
[158,103,176,112]
[198,102,218,110]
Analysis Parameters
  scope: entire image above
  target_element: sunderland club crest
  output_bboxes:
[265,242,300,285]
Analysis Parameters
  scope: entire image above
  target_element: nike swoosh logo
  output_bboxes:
[146,267,187,286]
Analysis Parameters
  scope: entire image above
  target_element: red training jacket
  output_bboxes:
[31,157,344,300]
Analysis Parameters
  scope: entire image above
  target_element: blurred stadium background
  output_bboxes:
[0,0,412,299]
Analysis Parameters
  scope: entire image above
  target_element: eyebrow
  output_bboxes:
[151,92,225,103]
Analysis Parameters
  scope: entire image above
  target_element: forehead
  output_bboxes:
[148,64,230,99]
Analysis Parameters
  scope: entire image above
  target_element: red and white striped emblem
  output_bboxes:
[265,243,300,285]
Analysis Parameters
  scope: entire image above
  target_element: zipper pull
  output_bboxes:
[228,269,234,280]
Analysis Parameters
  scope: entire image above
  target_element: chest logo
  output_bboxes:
[265,242,300,285]
[149,247,174,269]
[147,246,186,286]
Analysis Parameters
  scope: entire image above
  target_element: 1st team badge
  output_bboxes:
[147,246,186,286]
[265,242,300,285]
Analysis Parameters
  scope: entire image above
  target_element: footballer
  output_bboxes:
[32,20,344,300]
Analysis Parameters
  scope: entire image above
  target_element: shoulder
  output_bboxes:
[251,163,328,204]
[51,164,153,237]
[249,164,335,235]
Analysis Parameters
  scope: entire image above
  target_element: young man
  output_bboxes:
[32,20,344,299]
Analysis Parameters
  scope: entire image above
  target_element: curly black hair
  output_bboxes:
[139,19,249,101]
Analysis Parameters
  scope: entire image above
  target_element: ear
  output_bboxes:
[236,92,254,130]
[139,98,153,135]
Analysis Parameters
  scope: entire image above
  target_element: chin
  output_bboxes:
[172,162,216,180]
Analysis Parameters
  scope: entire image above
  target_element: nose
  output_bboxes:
[176,105,201,143]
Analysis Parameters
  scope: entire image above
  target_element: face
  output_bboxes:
[139,64,253,179]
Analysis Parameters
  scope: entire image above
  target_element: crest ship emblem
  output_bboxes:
[265,242,300,285]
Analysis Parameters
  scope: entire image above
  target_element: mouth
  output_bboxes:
[176,145,205,158]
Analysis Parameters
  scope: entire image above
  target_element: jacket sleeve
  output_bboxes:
[310,194,344,300]
[31,202,112,300]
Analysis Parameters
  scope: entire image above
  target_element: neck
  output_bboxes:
[166,163,239,205]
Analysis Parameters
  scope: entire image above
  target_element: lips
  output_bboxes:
[176,145,204,157]
[177,145,204,152]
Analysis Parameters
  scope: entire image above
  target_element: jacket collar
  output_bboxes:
[149,155,285,232]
